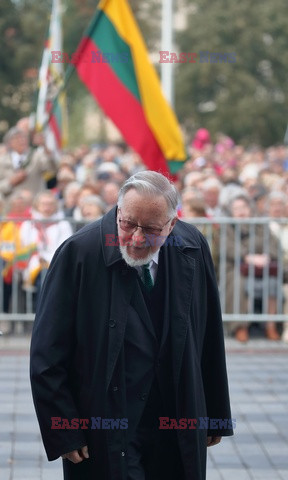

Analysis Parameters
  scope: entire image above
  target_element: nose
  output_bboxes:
[131,226,147,247]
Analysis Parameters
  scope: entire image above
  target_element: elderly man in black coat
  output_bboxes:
[30,170,233,480]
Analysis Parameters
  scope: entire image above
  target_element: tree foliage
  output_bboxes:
[0,0,161,143]
[1,0,287,147]
[0,0,43,134]
[174,0,288,146]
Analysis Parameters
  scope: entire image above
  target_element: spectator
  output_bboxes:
[5,189,33,220]
[182,171,205,189]
[181,197,206,219]
[180,187,204,217]
[19,190,73,308]
[75,152,97,185]
[181,197,220,278]
[200,177,223,217]
[218,183,247,216]
[62,182,81,218]
[100,181,120,212]
[267,191,288,342]
[75,195,106,231]
[249,184,269,216]
[55,166,76,202]
[0,190,33,332]
[0,127,57,206]
[72,185,99,222]
[224,195,280,342]
[190,127,211,152]
[80,195,105,220]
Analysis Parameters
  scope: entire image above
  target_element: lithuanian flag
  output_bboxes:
[73,0,186,175]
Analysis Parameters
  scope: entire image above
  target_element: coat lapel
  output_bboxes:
[167,243,200,390]
[100,207,157,390]
[105,264,136,392]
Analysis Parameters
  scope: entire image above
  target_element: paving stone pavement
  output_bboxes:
[0,334,288,480]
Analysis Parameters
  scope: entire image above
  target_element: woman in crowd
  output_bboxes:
[224,195,281,342]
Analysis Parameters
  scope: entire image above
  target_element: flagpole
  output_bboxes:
[161,0,174,107]
[62,3,103,90]
[284,123,288,145]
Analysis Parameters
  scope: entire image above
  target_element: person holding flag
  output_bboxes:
[0,126,57,207]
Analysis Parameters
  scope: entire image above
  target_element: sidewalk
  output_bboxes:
[1,335,288,479]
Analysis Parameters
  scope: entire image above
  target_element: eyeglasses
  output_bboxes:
[118,208,171,237]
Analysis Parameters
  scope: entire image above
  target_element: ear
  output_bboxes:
[168,216,178,234]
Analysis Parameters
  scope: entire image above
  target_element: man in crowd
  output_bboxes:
[30,170,233,480]
[0,127,56,206]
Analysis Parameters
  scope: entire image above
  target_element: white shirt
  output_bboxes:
[11,151,28,169]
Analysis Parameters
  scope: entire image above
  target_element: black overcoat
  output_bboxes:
[30,206,233,480]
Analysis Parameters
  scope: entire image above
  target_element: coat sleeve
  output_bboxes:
[30,239,87,461]
[0,155,13,196]
[199,234,234,437]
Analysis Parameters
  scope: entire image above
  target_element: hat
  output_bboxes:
[192,128,211,150]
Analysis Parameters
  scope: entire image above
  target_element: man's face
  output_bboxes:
[9,133,29,154]
[231,199,251,218]
[36,196,57,218]
[117,189,177,266]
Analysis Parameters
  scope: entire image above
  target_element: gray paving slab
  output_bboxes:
[0,335,288,479]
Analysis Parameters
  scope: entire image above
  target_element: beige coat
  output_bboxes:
[224,223,280,319]
[0,147,57,204]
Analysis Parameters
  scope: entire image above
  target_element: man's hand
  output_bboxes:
[9,169,27,187]
[207,436,222,447]
[61,445,89,463]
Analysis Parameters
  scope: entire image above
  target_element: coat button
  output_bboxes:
[140,393,147,401]
[121,451,125,457]
[113,386,118,392]
[109,320,116,328]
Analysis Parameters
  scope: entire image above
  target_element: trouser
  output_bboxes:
[127,380,185,480]
[127,423,185,480]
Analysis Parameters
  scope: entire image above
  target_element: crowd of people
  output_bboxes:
[0,120,288,341]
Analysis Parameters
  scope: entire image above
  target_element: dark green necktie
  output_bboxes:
[142,263,154,291]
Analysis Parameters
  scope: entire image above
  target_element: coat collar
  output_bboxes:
[100,206,122,267]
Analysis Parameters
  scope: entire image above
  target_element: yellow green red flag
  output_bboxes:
[73,0,186,175]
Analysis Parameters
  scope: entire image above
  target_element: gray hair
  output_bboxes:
[266,190,287,205]
[117,171,179,217]
[80,194,105,212]
[3,127,26,145]
[63,181,82,198]
[33,190,58,209]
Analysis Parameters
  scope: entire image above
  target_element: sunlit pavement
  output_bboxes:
[0,335,288,480]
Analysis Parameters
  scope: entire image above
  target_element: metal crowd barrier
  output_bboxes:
[0,217,288,328]
[185,217,288,323]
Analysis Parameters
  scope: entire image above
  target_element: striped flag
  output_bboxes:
[72,0,186,175]
[35,0,68,152]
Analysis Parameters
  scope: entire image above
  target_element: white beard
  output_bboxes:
[119,245,158,267]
